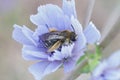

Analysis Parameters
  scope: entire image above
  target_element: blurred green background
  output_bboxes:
[0,0,120,80]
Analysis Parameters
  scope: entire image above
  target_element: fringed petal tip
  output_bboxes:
[22,45,48,61]
[12,24,33,45]
[30,4,70,31]
[71,16,83,33]
[62,0,77,18]
[84,22,101,44]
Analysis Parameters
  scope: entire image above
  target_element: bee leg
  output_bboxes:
[47,40,61,53]
[57,45,62,51]
[64,38,70,46]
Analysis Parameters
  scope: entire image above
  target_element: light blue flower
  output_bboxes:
[12,0,100,80]
[91,51,120,80]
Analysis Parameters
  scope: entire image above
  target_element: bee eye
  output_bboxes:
[71,37,76,41]
[70,32,77,41]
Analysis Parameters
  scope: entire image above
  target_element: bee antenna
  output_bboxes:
[45,24,50,31]
[71,24,75,32]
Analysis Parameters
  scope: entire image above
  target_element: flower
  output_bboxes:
[12,0,100,80]
[91,51,120,80]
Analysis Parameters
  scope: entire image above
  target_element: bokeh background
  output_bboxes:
[0,0,120,80]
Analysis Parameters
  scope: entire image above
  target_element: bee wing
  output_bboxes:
[47,40,61,53]
[40,31,62,41]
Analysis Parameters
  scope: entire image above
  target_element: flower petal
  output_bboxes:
[73,51,84,61]
[12,24,33,45]
[107,51,120,68]
[29,61,62,80]
[43,61,62,75]
[105,69,120,80]
[91,51,120,80]
[92,61,108,77]
[33,25,49,41]
[62,0,77,18]
[64,58,76,72]
[22,45,48,61]
[22,25,38,46]
[73,33,86,53]
[29,61,50,80]
[30,5,49,26]
[71,17,86,53]
[64,15,74,31]
[31,4,69,31]
[84,22,101,44]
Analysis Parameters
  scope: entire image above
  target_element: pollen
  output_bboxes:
[49,28,56,32]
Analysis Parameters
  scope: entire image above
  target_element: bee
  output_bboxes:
[39,25,77,53]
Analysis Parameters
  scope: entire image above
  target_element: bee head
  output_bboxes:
[70,32,77,41]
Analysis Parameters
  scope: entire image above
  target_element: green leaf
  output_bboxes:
[88,59,100,71]
[77,44,102,73]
